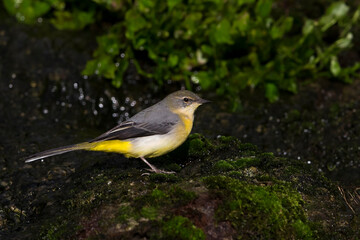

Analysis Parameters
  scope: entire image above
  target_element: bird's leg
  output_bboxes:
[140,157,175,174]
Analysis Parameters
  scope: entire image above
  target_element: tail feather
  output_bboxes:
[25,142,93,163]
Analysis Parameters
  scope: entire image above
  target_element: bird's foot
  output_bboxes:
[139,156,175,175]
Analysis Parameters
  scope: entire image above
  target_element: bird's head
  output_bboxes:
[164,90,209,118]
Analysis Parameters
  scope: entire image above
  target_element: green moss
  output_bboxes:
[213,157,260,173]
[168,186,197,206]
[40,217,75,240]
[213,160,235,172]
[160,216,205,240]
[187,134,210,157]
[293,219,313,239]
[233,157,259,168]
[133,186,197,212]
[149,173,179,183]
[32,136,331,239]
[217,135,240,145]
[166,163,182,172]
[238,143,259,156]
[116,204,134,223]
[285,109,301,122]
[203,176,312,239]
[140,206,159,220]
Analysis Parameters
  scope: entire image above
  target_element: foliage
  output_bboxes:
[3,0,360,103]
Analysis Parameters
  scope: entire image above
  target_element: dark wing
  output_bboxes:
[89,120,176,143]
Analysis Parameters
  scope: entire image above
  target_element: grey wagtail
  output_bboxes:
[25,90,209,174]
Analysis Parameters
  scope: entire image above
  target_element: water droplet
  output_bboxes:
[43,109,49,114]
[191,75,199,84]
[111,97,117,104]
[73,82,78,89]
[37,17,43,23]
[11,73,16,79]
[98,103,104,109]
[8,83,13,89]
[130,101,136,107]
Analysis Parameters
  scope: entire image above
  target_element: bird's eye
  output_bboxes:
[183,97,189,103]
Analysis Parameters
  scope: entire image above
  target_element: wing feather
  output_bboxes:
[89,121,176,143]
[90,100,180,143]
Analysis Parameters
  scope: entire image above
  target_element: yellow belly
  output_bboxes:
[126,115,193,158]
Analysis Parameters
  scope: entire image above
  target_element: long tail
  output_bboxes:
[25,142,94,163]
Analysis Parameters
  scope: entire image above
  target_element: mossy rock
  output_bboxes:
[21,135,353,239]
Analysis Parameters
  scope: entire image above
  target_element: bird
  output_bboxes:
[25,90,209,174]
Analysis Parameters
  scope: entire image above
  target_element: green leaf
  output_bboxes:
[195,71,213,89]
[96,34,121,56]
[255,0,273,19]
[270,17,293,39]
[320,2,349,31]
[125,9,148,38]
[265,83,279,102]
[335,33,353,49]
[302,19,314,35]
[210,19,233,44]
[233,11,250,34]
[168,54,179,67]
[82,59,98,76]
[51,10,95,30]
[112,60,129,88]
[82,55,116,79]
[138,0,155,12]
[182,12,203,38]
[3,0,51,23]
[134,38,147,50]
[167,0,182,11]
[330,56,341,77]
[288,80,297,93]
[236,0,255,7]
[325,2,349,19]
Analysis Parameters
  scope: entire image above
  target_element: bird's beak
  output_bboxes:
[198,98,211,104]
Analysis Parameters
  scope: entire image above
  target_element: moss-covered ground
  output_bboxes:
[15,135,353,239]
